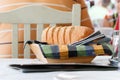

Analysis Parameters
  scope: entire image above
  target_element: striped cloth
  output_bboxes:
[26,40,114,59]
[39,43,113,59]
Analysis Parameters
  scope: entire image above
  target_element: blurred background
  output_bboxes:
[85,0,118,28]
[84,0,120,38]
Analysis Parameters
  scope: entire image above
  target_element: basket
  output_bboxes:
[26,40,113,63]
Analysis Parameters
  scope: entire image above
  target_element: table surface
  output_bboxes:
[0,56,120,80]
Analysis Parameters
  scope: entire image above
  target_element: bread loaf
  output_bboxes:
[42,26,94,45]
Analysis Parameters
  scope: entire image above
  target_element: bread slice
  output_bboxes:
[71,26,94,43]
[41,27,50,42]
[47,27,56,44]
[58,27,67,45]
[53,27,60,44]
[65,26,74,44]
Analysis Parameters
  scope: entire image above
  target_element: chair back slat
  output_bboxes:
[24,24,31,58]
[12,24,18,58]
[72,4,81,26]
[50,24,56,27]
[36,24,44,41]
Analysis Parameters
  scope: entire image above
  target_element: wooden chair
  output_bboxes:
[0,4,81,58]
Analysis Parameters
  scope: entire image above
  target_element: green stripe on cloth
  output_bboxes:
[41,45,53,58]
[76,45,86,56]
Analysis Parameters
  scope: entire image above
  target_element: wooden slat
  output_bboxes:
[72,4,81,26]
[12,24,18,58]
[50,24,56,27]
[37,24,44,41]
[24,24,31,58]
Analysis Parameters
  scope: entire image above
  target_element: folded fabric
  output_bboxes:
[70,31,111,46]
[25,40,113,59]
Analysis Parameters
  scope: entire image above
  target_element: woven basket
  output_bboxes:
[29,43,95,63]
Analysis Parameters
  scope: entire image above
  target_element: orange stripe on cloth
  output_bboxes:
[92,45,105,55]
[58,45,68,59]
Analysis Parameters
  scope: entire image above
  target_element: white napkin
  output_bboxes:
[54,71,120,80]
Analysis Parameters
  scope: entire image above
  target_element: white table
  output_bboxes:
[0,56,120,80]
